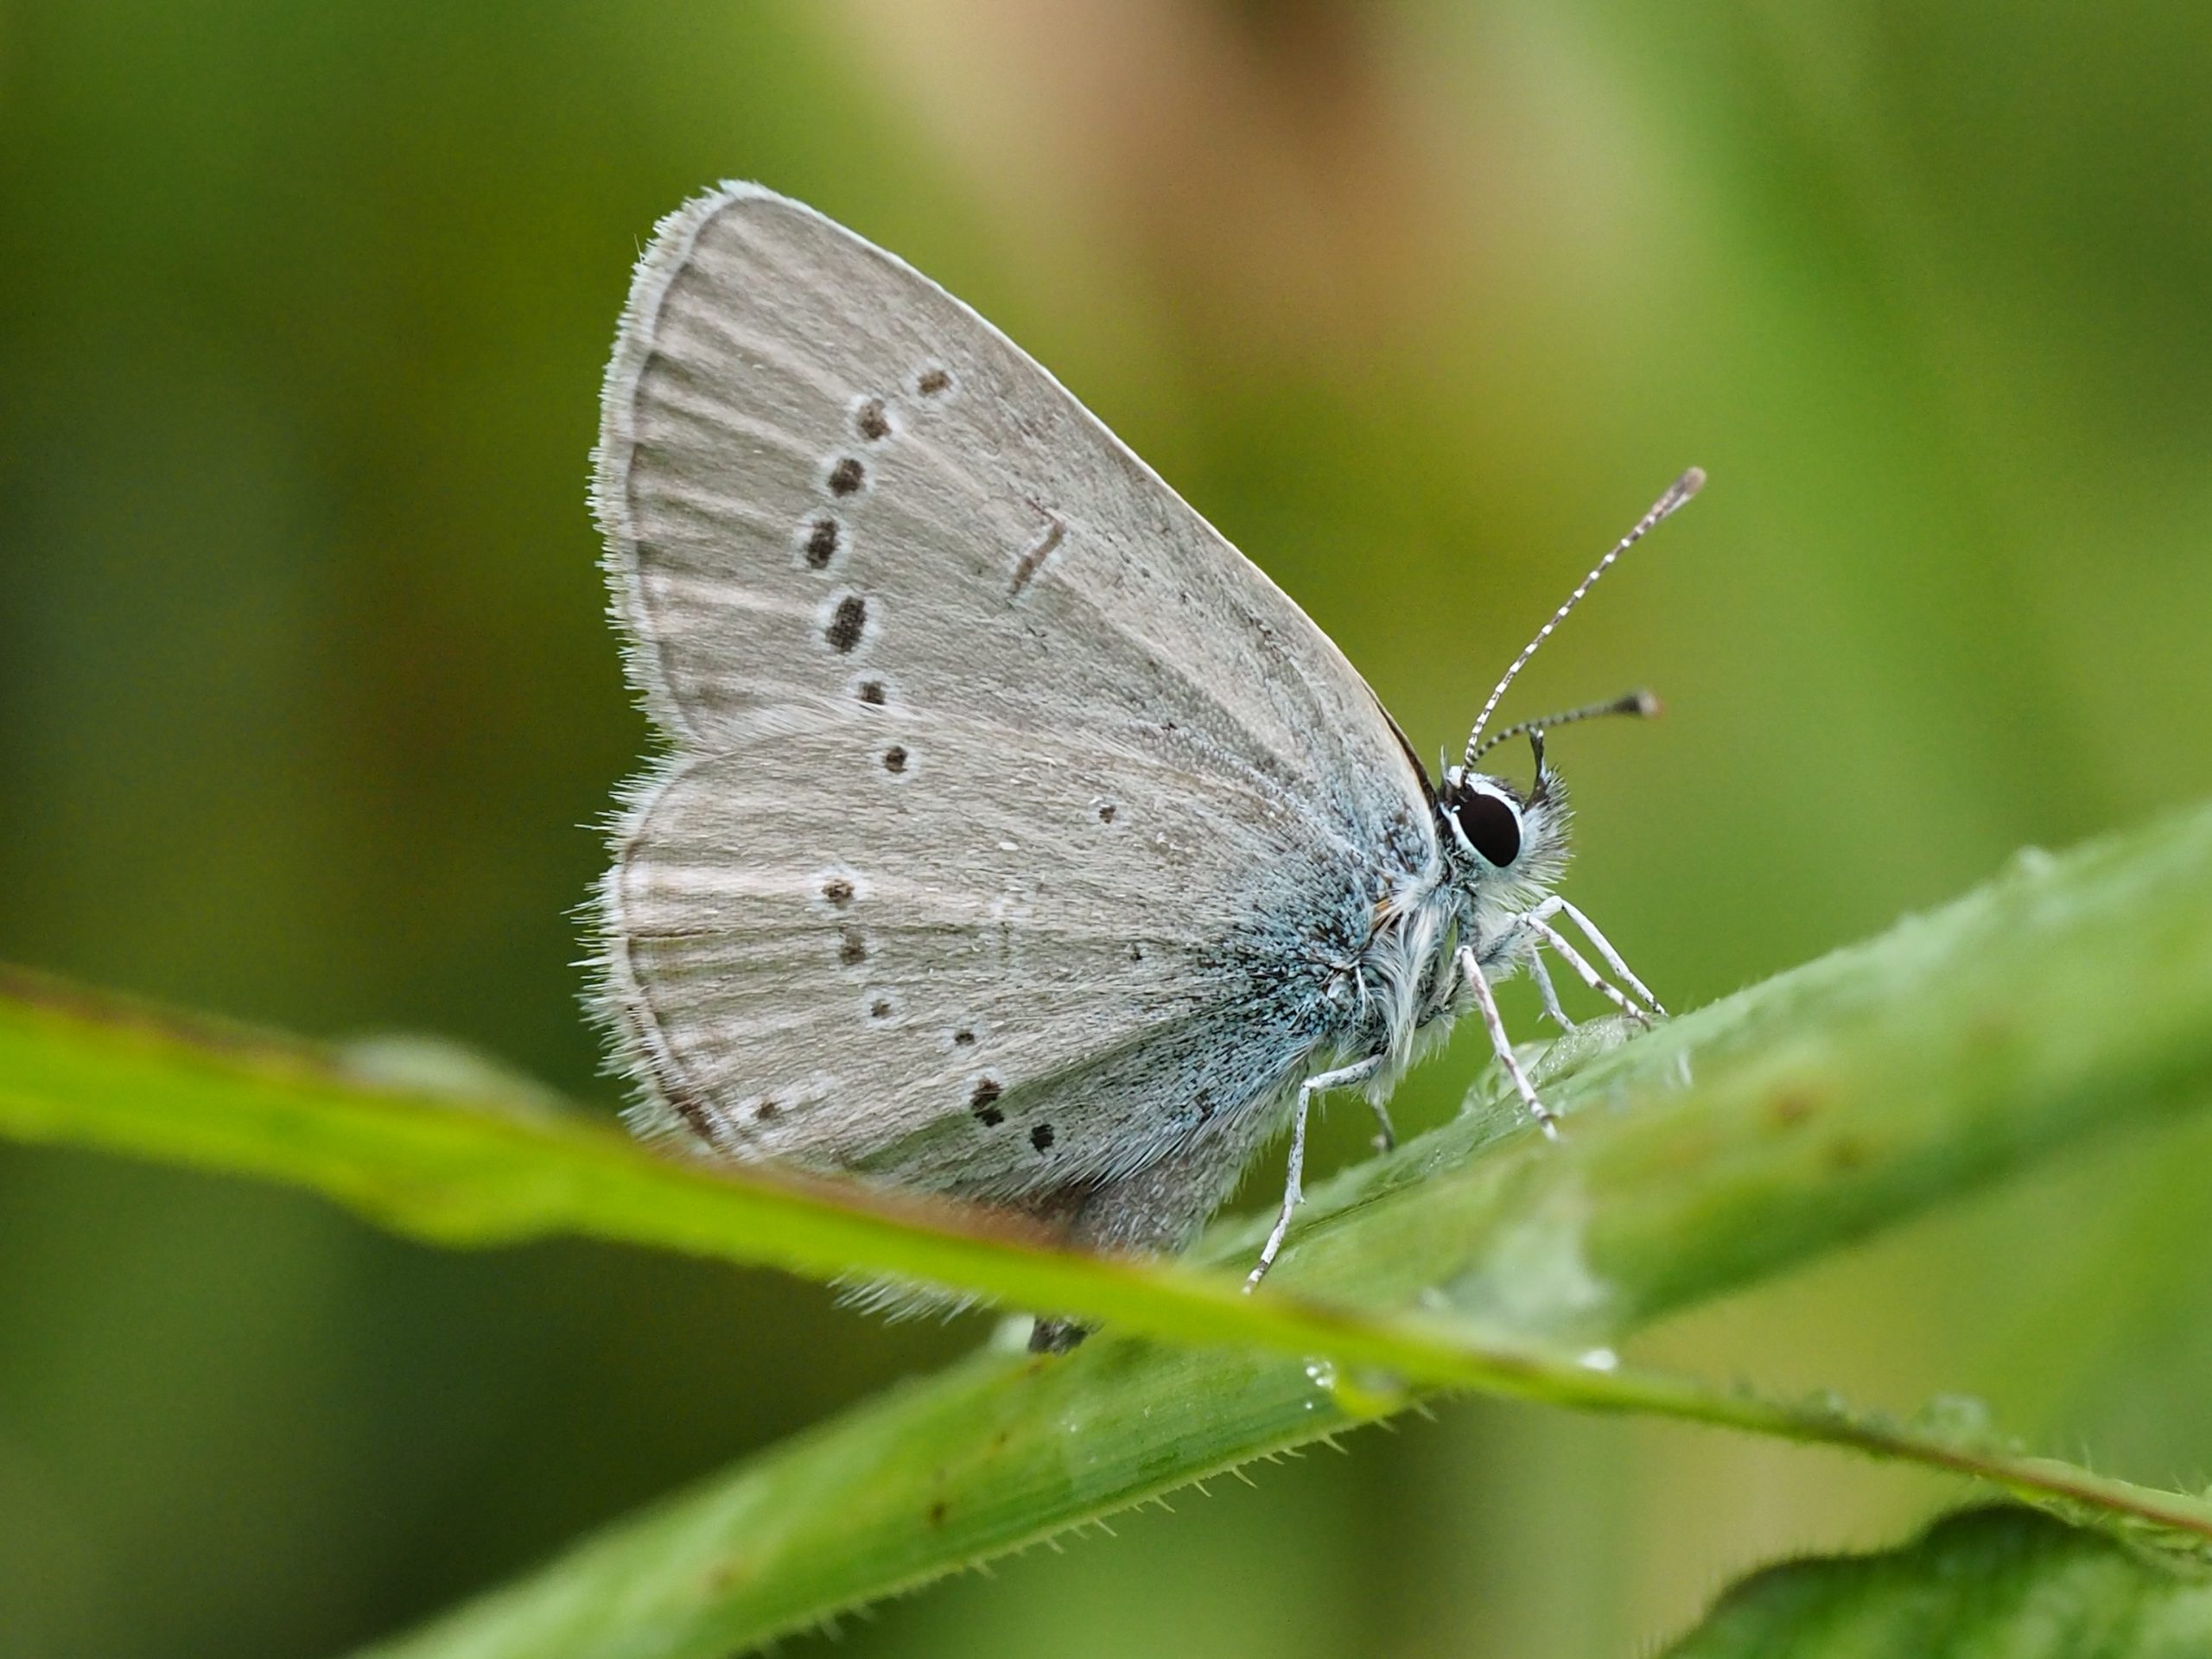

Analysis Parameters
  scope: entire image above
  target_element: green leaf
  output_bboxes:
[4,802,2212,1655]
[1662,1505,2212,1657]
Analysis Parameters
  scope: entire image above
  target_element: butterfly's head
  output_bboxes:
[1437,729,1571,908]
[1437,467,1700,913]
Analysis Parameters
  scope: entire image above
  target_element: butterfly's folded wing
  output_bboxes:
[594,183,1436,1197]
[613,713,1370,1198]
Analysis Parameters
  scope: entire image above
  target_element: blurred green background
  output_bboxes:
[3,3,2210,1655]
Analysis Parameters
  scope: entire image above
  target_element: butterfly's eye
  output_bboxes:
[1452,788,1522,868]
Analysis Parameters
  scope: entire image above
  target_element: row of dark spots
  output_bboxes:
[821,390,894,503]
[821,873,873,977]
[968,1077,1056,1152]
[797,416,875,572]
[830,383,904,486]
[811,365,954,643]
[804,395,879,567]
[809,390,913,972]
[820,880,866,966]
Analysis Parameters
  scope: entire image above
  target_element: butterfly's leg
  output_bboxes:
[1460,944,1560,1140]
[1545,897,1666,1018]
[1522,937,1578,1031]
[1523,914,1656,1025]
[1027,1094,1302,1350]
[1247,1056,1384,1290]
[1365,1096,1399,1154]
[1246,1096,1311,1293]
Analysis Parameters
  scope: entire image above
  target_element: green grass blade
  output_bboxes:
[346,1371,2212,1659]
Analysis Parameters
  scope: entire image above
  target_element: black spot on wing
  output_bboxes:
[970,1076,1004,1127]
[826,595,868,653]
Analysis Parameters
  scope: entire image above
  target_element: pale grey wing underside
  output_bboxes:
[593,182,1437,1192]
[594,182,1429,852]
[609,711,1361,1198]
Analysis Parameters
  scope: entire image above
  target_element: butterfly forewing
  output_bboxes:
[594,182,1434,1198]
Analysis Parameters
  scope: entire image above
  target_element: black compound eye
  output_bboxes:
[1453,789,1522,868]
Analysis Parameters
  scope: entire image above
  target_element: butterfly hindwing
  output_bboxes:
[606,707,1380,1198]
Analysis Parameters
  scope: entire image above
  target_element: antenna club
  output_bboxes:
[1466,688,1662,765]
[1657,467,1706,518]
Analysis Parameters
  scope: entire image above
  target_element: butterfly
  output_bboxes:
[588,182,1696,1348]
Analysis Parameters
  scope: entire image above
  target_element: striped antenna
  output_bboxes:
[1468,689,1660,767]
[1461,467,1703,768]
